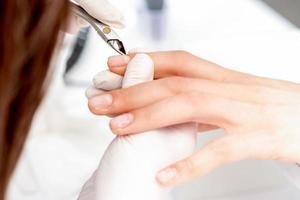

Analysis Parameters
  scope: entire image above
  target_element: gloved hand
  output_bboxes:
[79,54,197,200]
[68,0,125,33]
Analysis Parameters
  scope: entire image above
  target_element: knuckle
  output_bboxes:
[179,158,198,176]
[184,158,196,172]
[184,91,212,108]
[183,91,201,104]
[185,91,207,103]
[162,76,187,94]
[173,50,192,66]
[181,92,201,119]
[110,90,122,104]
[182,91,217,121]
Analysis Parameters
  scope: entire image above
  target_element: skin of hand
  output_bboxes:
[88,50,300,187]
[67,0,125,33]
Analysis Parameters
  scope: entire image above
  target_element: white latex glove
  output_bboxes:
[68,0,125,33]
[79,54,197,200]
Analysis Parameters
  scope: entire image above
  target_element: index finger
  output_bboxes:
[108,51,300,92]
[107,51,249,82]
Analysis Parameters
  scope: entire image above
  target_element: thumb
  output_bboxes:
[122,54,154,88]
[156,135,248,187]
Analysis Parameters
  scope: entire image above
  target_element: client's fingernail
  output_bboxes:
[110,113,133,129]
[89,94,113,110]
[156,168,177,184]
[108,55,130,67]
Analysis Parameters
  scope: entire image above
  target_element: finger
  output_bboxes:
[74,0,125,28]
[107,51,251,82]
[106,47,151,68]
[156,135,247,187]
[108,52,300,93]
[108,93,243,135]
[88,78,173,115]
[88,77,267,116]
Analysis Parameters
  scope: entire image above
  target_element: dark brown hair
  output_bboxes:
[0,1,69,198]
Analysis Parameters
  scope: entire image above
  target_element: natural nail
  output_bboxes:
[89,94,113,110]
[110,113,133,129]
[108,55,130,67]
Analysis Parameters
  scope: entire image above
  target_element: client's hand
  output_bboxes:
[88,51,300,187]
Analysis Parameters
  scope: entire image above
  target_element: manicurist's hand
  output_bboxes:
[67,0,125,33]
[88,51,300,187]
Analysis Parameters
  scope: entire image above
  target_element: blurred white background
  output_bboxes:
[7,0,300,199]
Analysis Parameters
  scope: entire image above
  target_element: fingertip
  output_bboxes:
[109,126,124,136]
[88,99,101,115]
[109,113,134,134]
[87,94,112,115]
[87,100,99,115]
[109,67,126,76]
[107,55,130,68]
[109,123,129,136]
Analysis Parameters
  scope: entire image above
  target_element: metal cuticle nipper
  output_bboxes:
[70,2,126,55]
